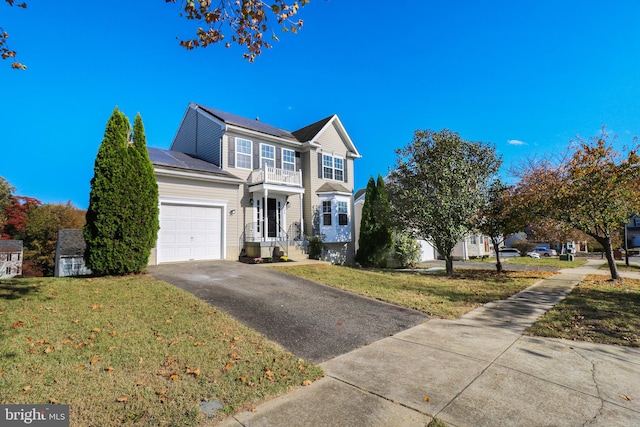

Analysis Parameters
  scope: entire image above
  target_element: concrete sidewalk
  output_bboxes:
[214,259,640,426]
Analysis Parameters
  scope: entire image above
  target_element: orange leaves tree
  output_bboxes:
[475,180,525,273]
[167,0,308,62]
[513,128,640,280]
[1,0,27,70]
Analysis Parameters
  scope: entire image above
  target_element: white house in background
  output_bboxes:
[451,233,494,260]
[0,240,23,278]
[147,103,361,265]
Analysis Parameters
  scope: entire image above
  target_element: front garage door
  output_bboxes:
[158,203,223,263]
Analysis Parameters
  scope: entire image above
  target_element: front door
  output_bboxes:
[267,198,277,238]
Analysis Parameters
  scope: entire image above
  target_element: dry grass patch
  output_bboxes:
[0,275,322,426]
[273,265,555,319]
[526,275,640,347]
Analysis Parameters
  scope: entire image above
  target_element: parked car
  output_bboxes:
[498,248,521,258]
[526,252,541,259]
[534,247,557,257]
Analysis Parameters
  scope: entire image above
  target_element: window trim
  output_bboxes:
[322,154,344,181]
[282,148,295,171]
[322,200,332,226]
[236,138,253,170]
[260,143,275,169]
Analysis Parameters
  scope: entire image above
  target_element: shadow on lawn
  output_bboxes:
[0,279,39,300]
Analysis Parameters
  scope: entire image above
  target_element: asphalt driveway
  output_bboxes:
[148,261,428,363]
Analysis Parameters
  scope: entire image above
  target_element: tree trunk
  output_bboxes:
[599,235,621,280]
[445,255,454,275]
[492,237,503,273]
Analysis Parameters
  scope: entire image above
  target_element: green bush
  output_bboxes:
[307,235,324,260]
[393,232,421,268]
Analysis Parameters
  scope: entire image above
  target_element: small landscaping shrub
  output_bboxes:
[307,235,324,260]
[393,232,421,268]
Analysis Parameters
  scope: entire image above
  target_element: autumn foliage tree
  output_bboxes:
[513,127,640,280]
[475,179,524,273]
[22,202,85,276]
[1,0,27,70]
[388,129,501,275]
[84,109,159,276]
[0,195,40,239]
[167,0,308,62]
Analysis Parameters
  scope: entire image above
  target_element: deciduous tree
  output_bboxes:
[475,180,524,273]
[513,127,640,280]
[0,176,15,225]
[1,0,27,70]
[1,195,40,239]
[23,202,85,276]
[388,129,501,275]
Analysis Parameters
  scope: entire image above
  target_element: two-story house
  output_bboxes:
[147,103,360,265]
[0,240,23,278]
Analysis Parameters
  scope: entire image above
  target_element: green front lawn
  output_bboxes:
[273,265,555,319]
[470,256,587,268]
[0,276,322,426]
[526,275,640,347]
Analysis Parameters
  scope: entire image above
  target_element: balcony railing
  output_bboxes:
[248,166,302,187]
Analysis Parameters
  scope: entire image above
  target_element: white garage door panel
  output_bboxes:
[159,203,223,263]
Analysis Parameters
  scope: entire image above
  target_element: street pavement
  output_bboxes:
[212,259,640,426]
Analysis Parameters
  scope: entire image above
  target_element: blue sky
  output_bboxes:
[2,1,640,209]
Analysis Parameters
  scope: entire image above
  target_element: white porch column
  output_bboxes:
[263,189,268,241]
[299,193,304,239]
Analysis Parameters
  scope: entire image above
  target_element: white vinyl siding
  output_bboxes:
[318,195,351,242]
[260,144,275,168]
[283,148,295,171]
[236,138,252,169]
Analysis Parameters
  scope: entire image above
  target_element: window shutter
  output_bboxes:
[276,147,282,168]
[343,158,348,183]
[318,152,323,179]
[228,138,235,167]
[253,141,259,169]
[295,152,301,171]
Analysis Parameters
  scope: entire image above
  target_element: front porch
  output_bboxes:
[243,165,306,259]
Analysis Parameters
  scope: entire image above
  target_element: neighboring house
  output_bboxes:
[0,240,23,278]
[54,229,92,277]
[451,234,493,260]
[626,215,640,248]
[148,103,361,265]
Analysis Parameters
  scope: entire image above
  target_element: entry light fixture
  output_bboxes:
[229,209,236,216]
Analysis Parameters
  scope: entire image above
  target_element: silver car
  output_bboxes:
[498,248,521,258]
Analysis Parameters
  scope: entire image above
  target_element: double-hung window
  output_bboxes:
[261,144,275,168]
[337,201,348,225]
[236,138,252,169]
[283,149,295,171]
[322,201,332,226]
[322,154,344,181]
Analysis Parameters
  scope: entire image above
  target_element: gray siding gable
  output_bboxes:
[171,106,225,166]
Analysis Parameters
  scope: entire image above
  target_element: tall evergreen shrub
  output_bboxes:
[84,108,159,275]
[356,174,393,267]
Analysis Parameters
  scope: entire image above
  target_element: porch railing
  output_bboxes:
[248,166,302,187]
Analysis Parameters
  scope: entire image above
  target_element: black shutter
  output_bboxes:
[295,152,301,171]
[276,147,282,168]
[228,138,235,167]
[253,141,259,169]
[318,152,323,179]
[343,158,348,183]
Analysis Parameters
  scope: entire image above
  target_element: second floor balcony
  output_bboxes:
[248,166,303,188]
